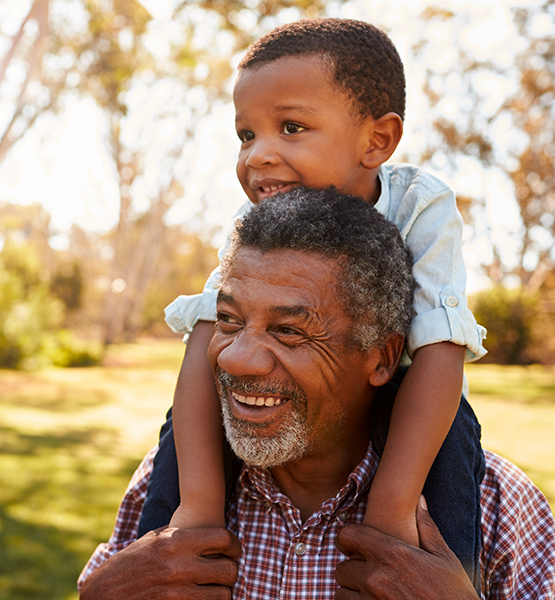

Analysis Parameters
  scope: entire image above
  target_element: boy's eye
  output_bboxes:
[282,123,305,135]
[238,130,254,143]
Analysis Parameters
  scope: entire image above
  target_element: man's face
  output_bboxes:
[207,247,378,469]
[234,55,375,205]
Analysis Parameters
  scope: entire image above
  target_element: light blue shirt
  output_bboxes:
[165,164,487,365]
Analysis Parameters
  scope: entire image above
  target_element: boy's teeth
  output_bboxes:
[232,391,283,407]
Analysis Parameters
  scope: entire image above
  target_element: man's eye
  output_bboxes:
[283,123,305,135]
[216,312,241,331]
[278,326,298,335]
[238,130,254,142]
[274,325,305,343]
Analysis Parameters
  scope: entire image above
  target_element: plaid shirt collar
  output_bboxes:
[238,441,380,522]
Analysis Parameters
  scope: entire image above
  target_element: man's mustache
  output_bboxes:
[216,369,305,403]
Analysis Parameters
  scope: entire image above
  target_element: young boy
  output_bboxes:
[139,18,486,590]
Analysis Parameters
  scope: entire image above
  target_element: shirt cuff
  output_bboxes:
[164,290,218,342]
[408,286,487,362]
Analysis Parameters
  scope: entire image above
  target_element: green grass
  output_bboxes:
[466,363,555,510]
[0,339,183,600]
[0,343,553,599]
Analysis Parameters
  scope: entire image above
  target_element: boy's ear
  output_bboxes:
[366,333,405,388]
[361,112,403,170]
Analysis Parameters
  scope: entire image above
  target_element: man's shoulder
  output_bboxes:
[480,449,555,597]
[481,448,551,507]
[481,448,553,523]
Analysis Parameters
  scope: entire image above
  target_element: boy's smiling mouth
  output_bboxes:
[251,179,297,201]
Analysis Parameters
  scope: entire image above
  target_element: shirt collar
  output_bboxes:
[238,442,380,518]
[374,165,390,218]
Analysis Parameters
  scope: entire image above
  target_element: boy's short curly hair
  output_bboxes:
[238,18,406,121]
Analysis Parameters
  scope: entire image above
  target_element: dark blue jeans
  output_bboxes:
[138,369,485,591]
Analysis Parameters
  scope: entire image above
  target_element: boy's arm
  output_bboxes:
[170,320,226,528]
[365,341,465,545]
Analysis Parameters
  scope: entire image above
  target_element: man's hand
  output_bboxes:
[334,498,480,600]
[80,526,241,600]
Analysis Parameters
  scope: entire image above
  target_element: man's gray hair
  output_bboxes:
[221,186,415,351]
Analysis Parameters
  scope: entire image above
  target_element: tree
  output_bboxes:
[412,1,555,292]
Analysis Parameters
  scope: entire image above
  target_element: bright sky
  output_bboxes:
[0,0,542,289]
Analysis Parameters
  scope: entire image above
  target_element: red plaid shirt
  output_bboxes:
[78,447,555,598]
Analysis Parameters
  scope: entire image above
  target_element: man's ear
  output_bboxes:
[366,333,405,387]
[361,112,403,170]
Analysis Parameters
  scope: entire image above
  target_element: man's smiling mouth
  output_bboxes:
[231,390,285,407]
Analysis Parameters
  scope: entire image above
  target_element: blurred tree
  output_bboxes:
[51,261,83,313]
[0,237,63,368]
[471,286,538,364]
[413,1,555,293]
[0,0,51,162]
[1,0,350,345]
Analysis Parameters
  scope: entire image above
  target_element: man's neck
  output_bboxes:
[270,434,371,522]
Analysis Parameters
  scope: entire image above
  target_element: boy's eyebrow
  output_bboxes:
[235,103,321,123]
[273,103,321,116]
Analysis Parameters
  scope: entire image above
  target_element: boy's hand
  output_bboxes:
[80,526,241,600]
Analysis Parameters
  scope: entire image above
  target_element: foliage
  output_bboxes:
[0,239,63,369]
[414,1,555,292]
[48,330,102,367]
[50,261,83,313]
[471,286,539,364]
[0,228,101,370]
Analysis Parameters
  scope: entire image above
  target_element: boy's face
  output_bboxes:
[234,55,378,205]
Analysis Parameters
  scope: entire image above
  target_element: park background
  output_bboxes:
[0,0,554,598]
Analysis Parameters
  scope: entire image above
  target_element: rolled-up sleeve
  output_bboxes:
[164,199,254,341]
[384,167,487,362]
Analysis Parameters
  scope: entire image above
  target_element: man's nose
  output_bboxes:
[244,137,279,169]
[217,330,276,377]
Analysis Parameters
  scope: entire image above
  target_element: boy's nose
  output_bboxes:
[244,138,279,169]
[217,331,276,377]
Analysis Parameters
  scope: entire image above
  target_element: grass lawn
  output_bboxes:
[0,340,553,599]
[0,339,183,600]
[466,363,555,510]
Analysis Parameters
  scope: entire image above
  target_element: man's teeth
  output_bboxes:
[261,184,284,192]
[232,391,283,407]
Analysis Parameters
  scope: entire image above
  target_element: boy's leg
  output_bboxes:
[137,408,180,537]
[371,370,485,593]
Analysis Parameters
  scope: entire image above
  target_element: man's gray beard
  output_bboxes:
[217,370,312,469]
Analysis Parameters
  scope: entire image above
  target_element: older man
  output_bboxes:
[79,188,555,599]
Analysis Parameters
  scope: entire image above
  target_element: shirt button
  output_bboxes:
[338,511,349,521]
[445,296,459,307]
[294,542,307,556]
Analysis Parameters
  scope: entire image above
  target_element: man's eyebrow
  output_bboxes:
[217,292,316,321]
[271,305,313,319]
[217,290,237,307]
